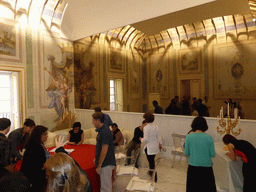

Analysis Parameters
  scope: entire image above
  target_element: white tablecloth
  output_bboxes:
[213,142,243,192]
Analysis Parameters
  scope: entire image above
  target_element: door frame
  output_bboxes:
[177,75,205,101]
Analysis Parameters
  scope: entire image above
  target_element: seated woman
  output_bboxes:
[111,123,124,146]
[45,152,92,192]
[66,122,84,145]
[20,125,50,192]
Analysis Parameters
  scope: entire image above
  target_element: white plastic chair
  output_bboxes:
[115,149,140,177]
[171,133,187,168]
[125,158,161,192]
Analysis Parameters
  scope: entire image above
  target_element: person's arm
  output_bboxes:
[113,131,122,144]
[225,143,236,161]
[77,132,84,145]
[8,132,23,160]
[184,137,189,156]
[141,126,148,143]
[210,137,216,158]
[96,144,108,174]
[66,133,76,145]
[156,127,163,150]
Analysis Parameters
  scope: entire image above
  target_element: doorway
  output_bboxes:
[180,78,202,102]
[110,78,123,111]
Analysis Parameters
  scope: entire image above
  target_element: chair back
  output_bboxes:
[171,133,186,151]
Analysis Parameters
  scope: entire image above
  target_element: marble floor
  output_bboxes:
[113,157,187,192]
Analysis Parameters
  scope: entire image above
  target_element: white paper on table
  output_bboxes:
[49,148,75,153]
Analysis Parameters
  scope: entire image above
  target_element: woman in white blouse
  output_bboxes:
[140,112,162,179]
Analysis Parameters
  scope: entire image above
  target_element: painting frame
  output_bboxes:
[0,18,22,63]
[178,47,201,74]
[107,48,125,73]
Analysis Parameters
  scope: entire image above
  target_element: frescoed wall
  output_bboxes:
[2,10,256,132]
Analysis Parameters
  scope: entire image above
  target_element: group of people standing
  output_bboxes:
[0,105,255,192]
[153,96,210,117]
[92,107,162,192]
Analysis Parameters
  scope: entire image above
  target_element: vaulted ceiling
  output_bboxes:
[0,0,256,51]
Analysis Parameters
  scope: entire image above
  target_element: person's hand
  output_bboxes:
[42,164,46,170]
[77,141,82,145]
[55,136,68,149]
[69,142,77,145]
[96,166,101,175]
[139,137,142,141]
[93,159,95,164]
[159,143,163,150]
[225,152,231,157]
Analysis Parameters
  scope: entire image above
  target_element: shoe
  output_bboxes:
[147,171,153,177]
[154,172,157,183]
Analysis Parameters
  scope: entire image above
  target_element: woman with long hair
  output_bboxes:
[45,152,92,192]
[20,125,49,191]
[223,134,256,192]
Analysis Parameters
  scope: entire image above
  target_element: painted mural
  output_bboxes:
[149,53,169,99]
[213,41,256,99]
[129,52,142,100]
[178,48,201,74]
[0,18,21,62]
[108,48,125,73]
[74,41,99,109]
[39,33,75,131]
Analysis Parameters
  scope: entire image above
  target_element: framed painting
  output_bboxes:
[178,47,201,74]
[108,48,125,73]
[149,52,169,99]
[0,18,22,62]
[129,53,141,100]
[213,41,256,99]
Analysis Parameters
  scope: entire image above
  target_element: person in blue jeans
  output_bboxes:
[185,116,216,192]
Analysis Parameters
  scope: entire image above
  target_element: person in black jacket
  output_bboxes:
[0,118,12,180]
[20,125,50,192]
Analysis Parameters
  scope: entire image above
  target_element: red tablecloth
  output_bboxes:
[15,144,100,192]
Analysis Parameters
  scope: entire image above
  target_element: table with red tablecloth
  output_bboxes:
[15,144,100,192]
